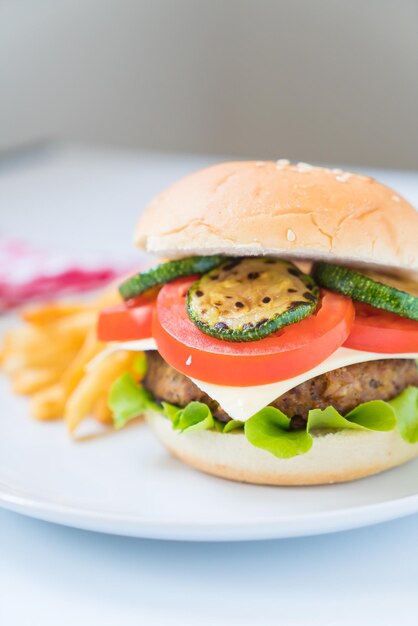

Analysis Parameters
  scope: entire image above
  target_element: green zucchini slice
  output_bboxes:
[312,262,418,320]
[187,258,319,342]
[119,256,225,300]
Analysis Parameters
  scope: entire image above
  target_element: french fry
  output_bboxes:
[2,325,53,353]
[2,291,140,432]
[2,346,81,374]
[92,394,113,425]
[22,302,92,325]
[2,311,96,373]
[2,318,91,358]
[11,366,67,395]
[24,330,105,419]
[30,384,67,421]
[65,351,136,434]
[51,311,97,334]
[60,329,105,395]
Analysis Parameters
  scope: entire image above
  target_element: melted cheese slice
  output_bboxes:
[88,338,418,422]
[191,349,418,421]
[86,338,158,371]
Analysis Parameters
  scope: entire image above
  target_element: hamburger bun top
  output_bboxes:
[135,160,418,273]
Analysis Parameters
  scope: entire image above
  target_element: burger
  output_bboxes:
[98,160,418,485]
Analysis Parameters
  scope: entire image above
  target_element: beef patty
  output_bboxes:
[143,351,418,429]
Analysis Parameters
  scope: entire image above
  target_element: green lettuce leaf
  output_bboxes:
[109,372,417,461]
[307,406,365,432]
[132,352,148,378]
[223,419,244,433]
[213,419,226,433]
[160,402,242,434]
[307,400,396,433]
[344,400,396,431]
[161,401,214,433]
[389,386,418,443]
[161,402,181,426]
[108,373,160,429]
[244,407,312,459]
[176,402,214,432]
[244,399,397,459]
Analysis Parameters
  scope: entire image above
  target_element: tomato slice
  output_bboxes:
[153,277,355,386]
[344,302,418,353]
[124,286,161,308]
[97,298,155,342]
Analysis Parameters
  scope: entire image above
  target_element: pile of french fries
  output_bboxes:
[0,291,142,435]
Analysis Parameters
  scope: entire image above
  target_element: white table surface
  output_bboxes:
[1,146,418,625]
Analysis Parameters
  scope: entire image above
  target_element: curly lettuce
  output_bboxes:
[108,373,161,429]
[389,386,418,443]
[245,400,396,458]
[108,373,418,458]
[162,401,215,433]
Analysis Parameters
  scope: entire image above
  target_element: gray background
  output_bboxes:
[1,0,418,168]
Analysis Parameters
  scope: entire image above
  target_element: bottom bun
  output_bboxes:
[146,411,418,485]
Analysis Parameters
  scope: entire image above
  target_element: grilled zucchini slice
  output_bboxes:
[313,262,418,320]
[187,258,319,342]
[119,256,225,300]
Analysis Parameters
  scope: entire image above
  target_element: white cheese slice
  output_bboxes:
[108,338,158,352]
[86,338,157,371]
[190,348,418,421]
[86,338,417,422]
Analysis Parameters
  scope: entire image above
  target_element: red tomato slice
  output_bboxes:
[97,299,155,342]
[344,302,418,353]
[153,277,355,386]
[125,287,161,308]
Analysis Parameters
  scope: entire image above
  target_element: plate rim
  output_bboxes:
[2,479,418,541]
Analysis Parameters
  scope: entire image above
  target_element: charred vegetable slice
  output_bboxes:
[313,262,418,321]
[187,258,319,342]
[119,256,225,300]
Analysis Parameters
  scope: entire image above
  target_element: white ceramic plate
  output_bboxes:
[2,347,418,541]
[2,154,418,542]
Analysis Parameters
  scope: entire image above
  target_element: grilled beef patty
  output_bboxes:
[143,351,418,429]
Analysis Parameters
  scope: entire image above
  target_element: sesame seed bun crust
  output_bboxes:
[135,161,418,273]
[146,412,418,485]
